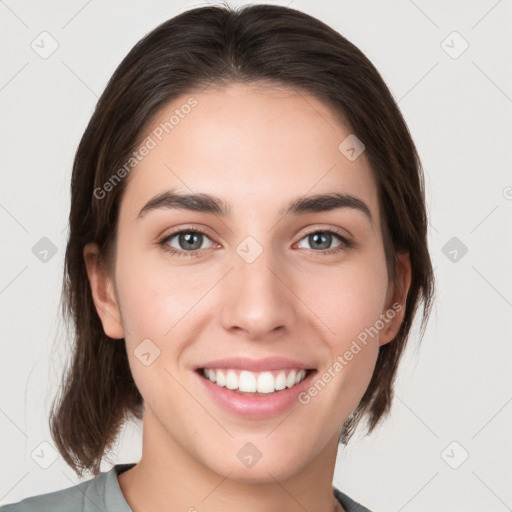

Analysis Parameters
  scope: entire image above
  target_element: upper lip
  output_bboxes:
[196,357,316,372]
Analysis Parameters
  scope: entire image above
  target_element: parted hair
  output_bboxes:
[49,2,435,477]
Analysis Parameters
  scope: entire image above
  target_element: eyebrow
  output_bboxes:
[137,189,372,224]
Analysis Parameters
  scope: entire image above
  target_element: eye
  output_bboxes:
[295,229,352,254]
[159,229,215,258]
[158,227,352,259]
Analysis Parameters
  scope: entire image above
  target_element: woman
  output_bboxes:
[1,3,434,511]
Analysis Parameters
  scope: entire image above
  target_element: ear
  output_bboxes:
[83,242,125,339]
[378,251,412,347]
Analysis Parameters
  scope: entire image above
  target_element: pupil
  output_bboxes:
[311,232,330,250]
[181,232,201,250]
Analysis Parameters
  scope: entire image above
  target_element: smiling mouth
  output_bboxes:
[197,368,316,395]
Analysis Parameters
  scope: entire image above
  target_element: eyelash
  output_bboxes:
[157,227,352,259]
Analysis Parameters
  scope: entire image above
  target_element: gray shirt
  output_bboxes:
[0,463,373,511]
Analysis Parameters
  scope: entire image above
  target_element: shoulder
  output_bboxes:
[333,486,375,512]
[0,464,135,512]
[0,478,97,512]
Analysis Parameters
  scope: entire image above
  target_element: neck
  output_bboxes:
[117,408,345,512]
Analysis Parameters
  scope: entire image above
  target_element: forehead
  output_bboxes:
[119,82,380,225]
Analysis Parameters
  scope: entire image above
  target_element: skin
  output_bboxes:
[84,82,411,512]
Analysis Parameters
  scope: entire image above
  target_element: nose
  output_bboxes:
[219,245,298,340]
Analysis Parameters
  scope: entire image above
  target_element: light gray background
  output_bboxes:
[1,0,511,510]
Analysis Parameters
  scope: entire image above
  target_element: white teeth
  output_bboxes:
[239,371,257,392]
[225,370,238,390]
[274,371,287,391]
[202,368,308,393]
[286,369,297,388]
[257,371,274,393]
[216,370,226,387]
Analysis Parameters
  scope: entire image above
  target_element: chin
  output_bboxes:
[201,439,315,484]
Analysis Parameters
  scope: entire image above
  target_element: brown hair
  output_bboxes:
[49,2,435,477]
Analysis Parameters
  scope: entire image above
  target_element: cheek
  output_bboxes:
[304,254,389,346]
[297,250,388,411]
[113,244,206,337]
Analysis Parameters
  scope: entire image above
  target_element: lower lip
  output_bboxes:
[195,369,317,419]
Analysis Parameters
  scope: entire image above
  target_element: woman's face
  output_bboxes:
[86,82,410,482]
